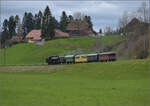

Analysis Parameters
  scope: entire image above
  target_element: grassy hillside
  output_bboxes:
[0,59,150,106]
[0,35,124,65]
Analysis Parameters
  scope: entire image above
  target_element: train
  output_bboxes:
[46,52,116,65]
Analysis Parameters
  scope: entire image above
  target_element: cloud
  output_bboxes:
[1,1,142,31]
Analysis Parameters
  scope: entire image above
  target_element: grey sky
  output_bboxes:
[0,0,147,31]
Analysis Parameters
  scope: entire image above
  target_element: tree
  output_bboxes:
[49,16,56,39]
[68,15,73,22]
[41,6,55,40]
[60,11,68,32]
[15,15,21,35]
[104,26,113,36]
[22,12,28,37]
[1,19,9,43]
[22,12,34,38]
[118,11,131,47]
[8,16,16,38]
[15,15,20,28]
[53,16,60,29]
[118,11,130,29]
[73,12,84,20]
[137,1,149,23]
[34,11,43,29]
[17,20,22,36]
[84,15,93,28]
[26,12,34,33]
[99,28,102,34]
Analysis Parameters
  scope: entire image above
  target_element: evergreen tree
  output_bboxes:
[38,11,43,28]
[22,12,34,38]
[22,12,28,37]
[53,16,60,29]
[99,29,102,34]
[60,11,68,32]
[41,6,55,40]
[1,19,9,43]
[26,12,34,33]
[34,11,43,29]
[68,15,73,22]
[49,16,56,39]
[84,15,93,28]
[34,14,38,29]
[8,16,16,38]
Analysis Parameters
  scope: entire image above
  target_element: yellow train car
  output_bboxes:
[75,54,88,63]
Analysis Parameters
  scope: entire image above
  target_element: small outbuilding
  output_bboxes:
[11,35,23,44]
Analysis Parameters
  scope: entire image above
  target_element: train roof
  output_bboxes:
[75,54,88,57]
[59,56,65,57]
[99,52,116,55]
[87,53,98,56]
[65,55,74,58]
[51,56,59,59]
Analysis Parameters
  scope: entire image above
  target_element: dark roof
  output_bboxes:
[125,18,150,35]
[99,52,116,55]
[66,20,90,30]
[128,18,140,26]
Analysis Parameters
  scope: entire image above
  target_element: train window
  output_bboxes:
[76,57,80,59]
[82,56,86,58]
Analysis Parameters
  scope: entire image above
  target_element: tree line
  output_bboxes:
[117,1,150,59]
[0,5,93,44]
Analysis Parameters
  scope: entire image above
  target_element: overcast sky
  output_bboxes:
[0,0,148,31]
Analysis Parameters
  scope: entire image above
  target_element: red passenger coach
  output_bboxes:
[99,52,116,62]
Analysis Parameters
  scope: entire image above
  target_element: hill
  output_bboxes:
[0,35,124,65]
[0,59,150,105]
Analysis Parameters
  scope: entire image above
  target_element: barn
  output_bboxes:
[125,18,150,36]
[66,20,97,37]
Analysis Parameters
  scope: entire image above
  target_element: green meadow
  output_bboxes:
[0,35,124,65]
[0,59,150,106]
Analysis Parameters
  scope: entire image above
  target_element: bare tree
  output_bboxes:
[117,0,150,58]
[104,26,113,36]
[73,12,85,20]
[118,11,130,29]
[118,11,131,48]
[17,20,22,36]
[136,0,149,23]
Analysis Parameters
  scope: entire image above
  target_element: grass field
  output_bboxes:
[0,59,150,106]
[0,35,124,65]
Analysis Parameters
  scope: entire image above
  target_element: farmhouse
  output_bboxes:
[26,30,41,43]
[125,18,150,36]
[26,29,69,43]
[66,20,97,37]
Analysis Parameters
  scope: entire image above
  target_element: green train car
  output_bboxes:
[64,55,74,64]
[59,56,65,64]
[87,53,98,62]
